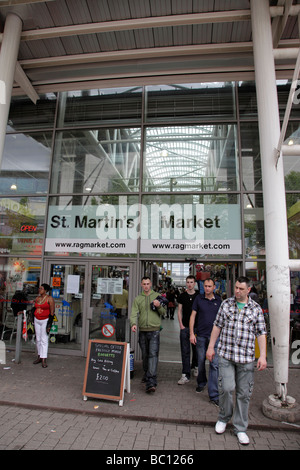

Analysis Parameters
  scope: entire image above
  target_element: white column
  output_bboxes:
[0,13,23,169]
[250,0,291,397]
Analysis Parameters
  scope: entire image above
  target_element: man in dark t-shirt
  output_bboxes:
[177,275,199,384]
[190,278,221,405]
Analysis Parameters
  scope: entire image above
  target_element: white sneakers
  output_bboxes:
[177,374,190,385]
[215,421,227,434]
[215,421,249,445]
[237,432,250,445]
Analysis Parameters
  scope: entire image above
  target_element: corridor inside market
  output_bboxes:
[150,261,240,364]
[159,308,181,363]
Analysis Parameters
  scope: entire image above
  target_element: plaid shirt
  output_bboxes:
[214,296,267,364]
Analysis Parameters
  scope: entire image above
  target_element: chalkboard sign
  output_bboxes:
[82,340,129,406]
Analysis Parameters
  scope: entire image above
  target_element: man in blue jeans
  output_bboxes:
[189,278,221,406]
[130,277,166,393]
[207,276,267,446]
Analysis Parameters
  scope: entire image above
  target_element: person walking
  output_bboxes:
[206,276,267,445]
[130,277,166,393]
[177,275,199,385]
[189,278,221,405]
[166,288,176,319]
[33,283,55,368]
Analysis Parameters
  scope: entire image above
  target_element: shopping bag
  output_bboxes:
[22,310,28,341]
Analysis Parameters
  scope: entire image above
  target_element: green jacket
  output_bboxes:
[130,290,166,331]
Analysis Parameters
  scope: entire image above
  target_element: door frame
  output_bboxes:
[43,258,138,356]
[139,260,243,362]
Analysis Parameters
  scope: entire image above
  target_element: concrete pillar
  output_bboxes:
[250,0,291,401]
[0,13,23,169]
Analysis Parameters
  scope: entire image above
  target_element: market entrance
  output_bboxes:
[142,261,241,363]
[44,260,136,356]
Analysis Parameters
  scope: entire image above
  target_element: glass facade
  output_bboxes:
[0,131,53,195]
[50,128,141,195]
[0,80,299,359]
[57,88,142,127]
[0,196,46,255]
[143,125,239,192]
[145,82,236,122]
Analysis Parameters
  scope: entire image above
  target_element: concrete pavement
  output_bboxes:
[0,349,299,450]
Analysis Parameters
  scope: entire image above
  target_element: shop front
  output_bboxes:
[43,260,136,356]
[0,258,136,357]
[1,83,298,362]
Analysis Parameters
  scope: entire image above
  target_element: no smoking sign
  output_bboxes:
[101,323,115,338]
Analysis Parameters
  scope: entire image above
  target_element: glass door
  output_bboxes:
[88,264,131,345]
[45,260,136,356]
[45,262,87,353]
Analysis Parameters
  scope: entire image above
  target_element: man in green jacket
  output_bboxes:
[130,277,166,393]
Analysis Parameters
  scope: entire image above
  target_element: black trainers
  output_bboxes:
[196,386,205,393]
[210,399,219,407]
[146,386,156,393]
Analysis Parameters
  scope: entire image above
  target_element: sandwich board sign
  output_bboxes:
[82,340,130,406]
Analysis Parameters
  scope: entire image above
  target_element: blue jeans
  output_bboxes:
[218,357,255,433]
[139,330,160,388]
[180,327,198,379]
[196,336,219,401]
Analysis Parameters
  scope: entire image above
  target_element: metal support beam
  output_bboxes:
[282,144,300,156]
[1,10,252,43]
[251,0,291,398]
[0,7,298,44]
[289,260,300,271]
[18,42,253,69]
[0,13,23,170]
[0,0,55,5]
[14,62,39,104]
[274,48,299,60]
[272,0,294,48]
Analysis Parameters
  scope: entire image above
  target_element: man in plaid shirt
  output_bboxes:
[207,276,267,446]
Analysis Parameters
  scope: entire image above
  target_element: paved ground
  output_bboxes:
[0,404,299,451]
[0,349,299,451]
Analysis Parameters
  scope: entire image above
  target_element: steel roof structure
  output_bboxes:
[0,0,299,99]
